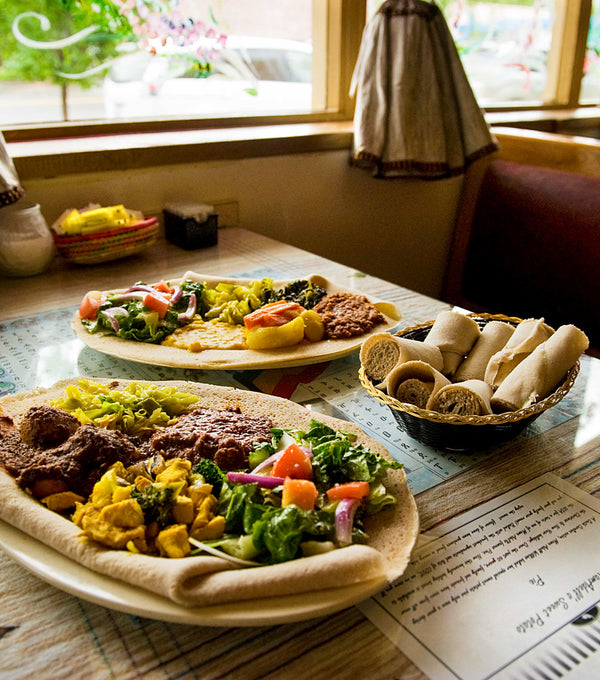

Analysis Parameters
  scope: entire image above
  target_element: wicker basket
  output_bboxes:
[359,313,580,450]
[53,217,159,265]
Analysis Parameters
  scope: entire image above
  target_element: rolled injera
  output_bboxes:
[491,325,588,411]
[453,321,515,382]
[428,379,493,415]
[360,333,443,384]
[424,311,481,377]
[386,360,451,409]
[485,318,554,389]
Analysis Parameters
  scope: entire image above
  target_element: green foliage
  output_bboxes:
[0,0,133,88]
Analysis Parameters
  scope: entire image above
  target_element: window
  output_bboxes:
[0,0,345,128]
[1,0,597,144]
[581,0,600,101]
[366,0,598,110]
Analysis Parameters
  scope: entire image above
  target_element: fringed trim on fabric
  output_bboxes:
[0,185,25,207]
[350,141,499,180]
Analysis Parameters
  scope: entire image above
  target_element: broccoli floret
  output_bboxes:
[192,458,226,496]
[131,485,175,527]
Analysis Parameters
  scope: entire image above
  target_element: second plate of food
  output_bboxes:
[72,272,401,370]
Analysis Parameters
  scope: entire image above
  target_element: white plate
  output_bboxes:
[0,518,387,626]
[71,273,401,370]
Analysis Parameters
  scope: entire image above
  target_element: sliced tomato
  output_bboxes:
[79,291,103,320]
[153,279,172,294]
[243,301,305,330]
[143,291,170,319]
[271,443,313,480]
[326,481,370,501]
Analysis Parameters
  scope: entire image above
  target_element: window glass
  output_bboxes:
[0,0,314,125]
[439,0,555,106]
[581,0,600,100]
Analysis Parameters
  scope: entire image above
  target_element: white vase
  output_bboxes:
[0,200,56,277]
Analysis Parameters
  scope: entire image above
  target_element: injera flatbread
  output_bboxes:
[71,273,401,370]
[453,321,515,382]
[484,318,554,389]
[491,325,589,411]
[428,379,493,415]
[0,379,418,608]
[386,360,451,410]
[423,310,481,377]
[360,333,443,384]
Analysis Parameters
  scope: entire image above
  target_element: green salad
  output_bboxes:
[78,276,328,344]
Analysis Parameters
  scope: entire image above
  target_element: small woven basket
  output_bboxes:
[359,313,580,450]
[53,217,159,265]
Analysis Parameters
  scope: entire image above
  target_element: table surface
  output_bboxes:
[0,227,598,680]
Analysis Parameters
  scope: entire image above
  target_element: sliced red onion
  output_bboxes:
[335,497,360,546]
[170,285,182,304]
[111,291,146,303]
[103,306,130,317]
[177,292,197,323]
[188,537,261,567]
[252,449,285,474]
[227,471,285,488]
[127,284,156,294]
[101,309,121,332]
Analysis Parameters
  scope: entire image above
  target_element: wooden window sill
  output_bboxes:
[7,108,598,181]
[9,121,355,180]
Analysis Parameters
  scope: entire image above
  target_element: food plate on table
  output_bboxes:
[0,518,391,626]
[72,272,401,370]
[0,379,418,625]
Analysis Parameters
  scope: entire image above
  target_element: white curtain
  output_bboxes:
[350,0,497,179]
[0,132,24,206]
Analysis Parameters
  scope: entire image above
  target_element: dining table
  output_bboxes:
[0,226,599,680]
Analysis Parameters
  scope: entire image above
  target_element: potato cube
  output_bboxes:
[99,499,144,528]
[190,515,226,541]
[156,524,191,558]
[172,495,194,525]
[41,491,85,513]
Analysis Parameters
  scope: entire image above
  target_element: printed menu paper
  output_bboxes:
[359,473,600,680]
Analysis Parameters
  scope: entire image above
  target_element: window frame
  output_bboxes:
[3,0,366,143]
[2,0,598,156]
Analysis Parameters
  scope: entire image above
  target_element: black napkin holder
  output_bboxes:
[163,208,218,250]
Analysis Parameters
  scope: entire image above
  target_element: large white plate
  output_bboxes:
[0,518,387,626]
[71,272,401,370]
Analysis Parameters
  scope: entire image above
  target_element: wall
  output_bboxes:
[21,149,463,299]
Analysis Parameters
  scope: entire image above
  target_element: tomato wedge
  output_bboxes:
[143,291,170,319]
[271,443,313,480]
[243,301,305,330]
[153,279,172,294]
[326,481,370,501]
[79,291,103,320]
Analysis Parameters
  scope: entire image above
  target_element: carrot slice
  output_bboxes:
[243,302,305,330]
[326,481,370,501]
[281,477,318,511]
